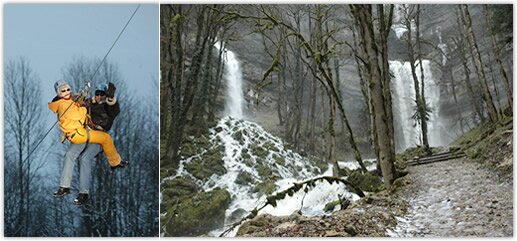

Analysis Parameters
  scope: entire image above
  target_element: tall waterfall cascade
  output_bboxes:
[201,42,360,236]
[390,60,447,151]
[389,5,448,151]
[215,42,245,119]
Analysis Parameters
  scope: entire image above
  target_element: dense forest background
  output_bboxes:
[160,4,512,236]
[160,3,512,179]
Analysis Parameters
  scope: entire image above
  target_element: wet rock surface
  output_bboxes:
[391,158,513,237]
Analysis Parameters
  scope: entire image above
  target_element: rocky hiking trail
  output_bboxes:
[390,156,513,237]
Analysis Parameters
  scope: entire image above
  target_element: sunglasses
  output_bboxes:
[60,88,71,93]
[95,91,106,96]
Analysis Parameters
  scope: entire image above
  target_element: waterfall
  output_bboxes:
[194,117,360,237]
[163,42,371,237]
[215,42,245,119]
[390,60,445,151]
[391,4,417,40]
[435,26,449,65]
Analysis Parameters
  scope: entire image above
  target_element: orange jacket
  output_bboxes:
[48,96,87,135]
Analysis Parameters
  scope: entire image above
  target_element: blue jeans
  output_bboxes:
[60,143,101,194]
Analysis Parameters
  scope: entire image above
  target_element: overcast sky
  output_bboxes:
[4,3,159,102]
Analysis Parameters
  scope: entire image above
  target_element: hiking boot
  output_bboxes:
[111,160,129,170]
[53,187,70,198]
[73,193,88,205]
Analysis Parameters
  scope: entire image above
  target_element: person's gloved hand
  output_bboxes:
[106,82,116,98]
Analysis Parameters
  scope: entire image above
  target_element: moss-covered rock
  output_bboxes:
[242,157,253,167]
[160,158,179,179]
[197,134,210,146]
[339,166,353,177]
[235,171,255,185]
[251,143,269,158]
[347,171,383,193]
[252,180,277,195]
[161,177,199,200]
[236,214,279,236]
[256,163,278,180]
[241,148,252,163]
[179,142,199,158]
[272,154,285,166]
[214,126,223,133]
[163,188,232,236]
[232,130,244,145]
[323,200,341,212]
[184,148,226,180]
[263,141,279,153]
[228,208,248,224]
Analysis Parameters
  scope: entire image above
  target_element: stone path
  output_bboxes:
[389,158,513,237]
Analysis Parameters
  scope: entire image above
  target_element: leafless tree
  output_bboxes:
[4,57,48,236]
[483,4,512,110]
[459,5,499,122]
[350,4,397,189]
[400,4,431,154]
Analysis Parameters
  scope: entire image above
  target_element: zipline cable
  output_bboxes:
[88,4,141,82]
[21,4,141,165]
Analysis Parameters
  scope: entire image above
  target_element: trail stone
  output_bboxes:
[394,158,513,237]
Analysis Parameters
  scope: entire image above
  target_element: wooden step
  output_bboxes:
[407,151,465,166]
[416,152,453,161]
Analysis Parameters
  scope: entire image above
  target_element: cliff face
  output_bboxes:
[223,4,512,153]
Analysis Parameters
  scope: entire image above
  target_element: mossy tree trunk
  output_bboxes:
[483,4,512,110]
[350,4,396,189]
[352,23,380,173]
[460,4,499,123]
[377,4,397,160]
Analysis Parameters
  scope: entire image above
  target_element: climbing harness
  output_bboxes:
[21,4,141,165]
